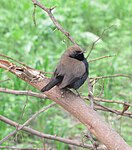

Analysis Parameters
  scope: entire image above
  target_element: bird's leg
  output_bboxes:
[60,89,67,98]
[61,91,64,98]
[75,90,81,97]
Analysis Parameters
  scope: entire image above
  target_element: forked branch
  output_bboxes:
[32,0,77,45]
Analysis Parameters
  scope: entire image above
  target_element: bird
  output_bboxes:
[41,45,89,92]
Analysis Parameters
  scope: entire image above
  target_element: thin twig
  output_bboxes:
[16,90,29,129]
[84,98,132,118]
[0,88,47,99]
[0,54,53,75]
[84,96,132,107]
[83,130,99,150]
[0,146,18,150]
[31,0,77,45]
[0,146,54,150]
[89,55,115,63]
[94,97,132,107]
[32,3,37,26]
[0,78,11,83]
[94,102,132,118]
[0,54,31,68]
[86,25,115,58]
[0,103,56,144]
[90,74,131,81]
[0,115,94,149]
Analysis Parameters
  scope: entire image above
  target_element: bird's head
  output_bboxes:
[65,45,85,61]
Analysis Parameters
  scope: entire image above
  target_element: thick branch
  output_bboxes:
[0,59,131,150]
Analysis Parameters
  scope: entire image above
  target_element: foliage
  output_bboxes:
[0,0,132,149]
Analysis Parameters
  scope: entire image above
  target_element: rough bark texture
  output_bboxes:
[0,59,131,150]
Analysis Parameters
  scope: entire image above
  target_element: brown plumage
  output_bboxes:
[41,45,89,92]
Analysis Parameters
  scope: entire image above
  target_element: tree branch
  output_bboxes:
[90,74,131,85]
[89,55,115,63]
[0,78,10,83]
[0,88,131,117]
[0,146,18,150]
[32,0,77,45]
[94,97,132,107]
[94,102,132,118]
[0,88,47,99]
[0,59,131,150]
[86,25,115,58]
[0,115,95,149]
[0,103,56,144]
[90,74,131,80]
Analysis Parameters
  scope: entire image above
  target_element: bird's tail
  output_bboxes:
[41,77,63,92]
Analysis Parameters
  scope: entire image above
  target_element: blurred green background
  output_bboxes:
[0,0,132,149]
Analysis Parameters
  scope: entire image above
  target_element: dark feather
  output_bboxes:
[41,76,63,92]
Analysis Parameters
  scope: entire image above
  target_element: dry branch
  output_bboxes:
[0,88,47,99]
[90,74,131,80]
[86,25,115,58]
[0,146,18,150]
[0,103,56,144]
[94,97,132,107]
[0,59,131,150]
[0,115,94,149]
[32,0,77,45]
[0,54,30,68]
[89,55,115,63]
[0,79,10,83]
[0,88,131,118]
[94,102,132,117]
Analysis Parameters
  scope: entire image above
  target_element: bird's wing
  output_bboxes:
[54,57,86,89]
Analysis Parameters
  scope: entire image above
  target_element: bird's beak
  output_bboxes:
[83,50,86,53]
